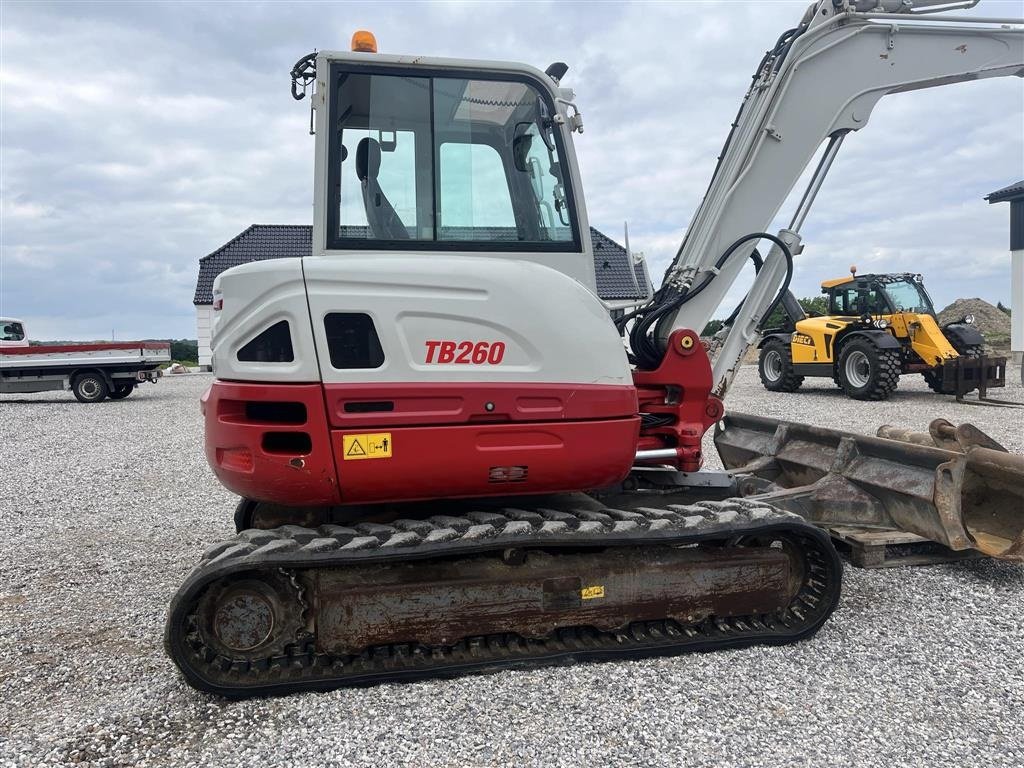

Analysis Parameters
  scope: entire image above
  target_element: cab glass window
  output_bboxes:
[885,280,933,313]
[327,67,578,250]
[333,74,432,241]
[833,287,885,316]
[2,322,25,342]
[439,143,515,231]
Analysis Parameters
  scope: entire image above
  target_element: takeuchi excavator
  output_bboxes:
[166,0,1024,696]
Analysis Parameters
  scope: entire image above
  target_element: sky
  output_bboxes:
[1,0,1022,341]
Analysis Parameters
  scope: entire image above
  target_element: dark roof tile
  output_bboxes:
[193,225,311,304]
[986,180,1024,203]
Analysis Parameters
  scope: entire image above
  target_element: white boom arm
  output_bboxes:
[649,0,1023,397]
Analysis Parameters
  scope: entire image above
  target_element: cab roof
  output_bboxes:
[820,272,920,291]
[820,276,854,289]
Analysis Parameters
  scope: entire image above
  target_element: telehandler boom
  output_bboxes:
[166,0,1024,696]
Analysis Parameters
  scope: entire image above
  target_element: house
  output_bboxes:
[985,180,1024,371]
[193,224,652,369]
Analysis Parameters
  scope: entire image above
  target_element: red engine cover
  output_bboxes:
[203,380,640,506]
[202,382,341,506]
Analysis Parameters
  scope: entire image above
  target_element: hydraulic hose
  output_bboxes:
[628,233,793,370]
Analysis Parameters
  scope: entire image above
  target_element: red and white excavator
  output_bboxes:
[166,0,1024,696]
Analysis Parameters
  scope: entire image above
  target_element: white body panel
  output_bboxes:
[211,256,632,386]
[305,255,630,385]
[196,305,213,369]
[211,259,321,383]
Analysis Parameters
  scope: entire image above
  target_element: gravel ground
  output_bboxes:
[1,369,1022,767]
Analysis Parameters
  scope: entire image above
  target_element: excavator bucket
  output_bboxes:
[714,413,1024,562]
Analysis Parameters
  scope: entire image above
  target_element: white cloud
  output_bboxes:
[0,0,1020,339]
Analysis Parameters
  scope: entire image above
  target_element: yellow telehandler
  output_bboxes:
[757,269,1007,400]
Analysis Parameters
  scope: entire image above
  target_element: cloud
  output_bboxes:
[0,0,1021,339]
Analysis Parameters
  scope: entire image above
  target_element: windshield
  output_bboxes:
[884,279,934,314]
[326,67,577,249]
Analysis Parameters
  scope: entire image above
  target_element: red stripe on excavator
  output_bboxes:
[203,380,641,507]
[322,381,639,429]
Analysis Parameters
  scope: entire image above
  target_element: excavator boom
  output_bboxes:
[643,2,1023,398]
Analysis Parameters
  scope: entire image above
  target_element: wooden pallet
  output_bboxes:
[826,526,983,569]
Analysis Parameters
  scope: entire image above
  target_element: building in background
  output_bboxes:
[985,180,1024,374]
[194,224,651,370]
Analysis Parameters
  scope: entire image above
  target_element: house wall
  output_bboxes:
[1012,249,1022,370]
[196,304,213,370]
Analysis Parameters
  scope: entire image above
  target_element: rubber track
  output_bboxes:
[165,499,843,697]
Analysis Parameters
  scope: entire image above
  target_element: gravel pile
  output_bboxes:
[1,371,1022,767]
[937,298,1012,353]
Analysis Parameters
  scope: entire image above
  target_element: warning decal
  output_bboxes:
[342,433,392,461]
[580,585,605,600]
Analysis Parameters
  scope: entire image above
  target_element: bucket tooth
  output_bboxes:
[715,412,1024,561]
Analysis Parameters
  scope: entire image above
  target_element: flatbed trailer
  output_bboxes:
[0,341,170,402]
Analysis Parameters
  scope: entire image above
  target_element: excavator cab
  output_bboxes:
[309,52,596,292]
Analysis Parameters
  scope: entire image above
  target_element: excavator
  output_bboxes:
[166,0,1024,696]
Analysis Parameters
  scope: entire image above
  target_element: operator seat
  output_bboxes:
[355,137,409,240]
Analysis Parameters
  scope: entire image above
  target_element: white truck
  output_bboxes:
[0,317,170,402]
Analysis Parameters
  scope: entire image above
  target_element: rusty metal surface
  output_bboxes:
[214,590,274,652]
[715,412,1024,561]
[313,546,797,654]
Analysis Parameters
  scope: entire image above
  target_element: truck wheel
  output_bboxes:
[108,383,135,399]
[72,373,109,403]
[758,340,803,392]
[837,339,900,401]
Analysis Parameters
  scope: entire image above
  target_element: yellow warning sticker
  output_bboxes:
[580,585,605,600]
[342,433,393,461]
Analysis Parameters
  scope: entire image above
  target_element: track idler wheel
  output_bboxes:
[194,570,307,661]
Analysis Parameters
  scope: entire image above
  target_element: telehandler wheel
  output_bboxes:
[72,372,109,403]
[836,339,900,401]
[108,383,135,400]
[758,340,804,392]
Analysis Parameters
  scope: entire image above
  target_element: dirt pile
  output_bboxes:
[937,298,1011,353]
